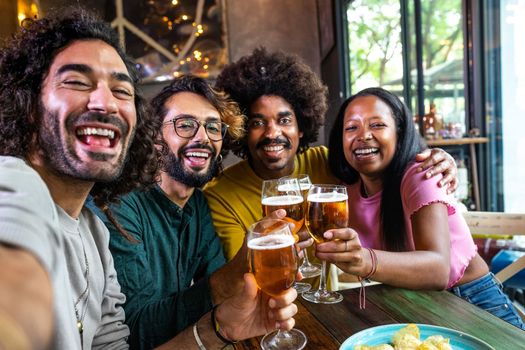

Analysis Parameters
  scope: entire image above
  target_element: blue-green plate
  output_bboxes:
[339,324,494,349]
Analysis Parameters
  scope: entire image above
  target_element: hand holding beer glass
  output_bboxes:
[302,185,348,304]
[247,219,307,350]
[261,178,311,293]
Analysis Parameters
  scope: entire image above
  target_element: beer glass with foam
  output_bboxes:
[248,219,307,350]
[302,184,348,304]
[262,178,311,293]
[261,178,304,241]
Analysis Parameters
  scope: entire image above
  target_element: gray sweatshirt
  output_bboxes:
[0,156,129,349]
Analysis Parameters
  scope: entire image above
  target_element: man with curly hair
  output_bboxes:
[89,75,258,349]
[204,48,458,261]
[0,9,154,350]
[0,12,298,350]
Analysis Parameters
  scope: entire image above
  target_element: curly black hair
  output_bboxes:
[215,47,328,158]
[328,87,425,251]
[0,9,162,208]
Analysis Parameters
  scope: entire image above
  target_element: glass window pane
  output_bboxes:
[499,0,525,211]
[345,0,466,139]
[346,0,405,100]
[418,0,465,140]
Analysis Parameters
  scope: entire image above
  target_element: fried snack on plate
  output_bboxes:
[392,324,420,344]
[392,324,421,349]
[354,345,395,350]
[418,335,452,350]
[353,324,453,350]
[393,334,421,350]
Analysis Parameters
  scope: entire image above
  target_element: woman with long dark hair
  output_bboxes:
[319,87,524,329]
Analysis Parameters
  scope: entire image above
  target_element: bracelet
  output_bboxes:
[357,248,378,309]
[360,248,378,280]
[193,322,206,350]
[211,305,238,345]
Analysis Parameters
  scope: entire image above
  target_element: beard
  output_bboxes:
[164,144,220,188]
[37,103,131,182]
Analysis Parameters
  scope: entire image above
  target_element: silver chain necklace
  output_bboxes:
[73,228,90,347]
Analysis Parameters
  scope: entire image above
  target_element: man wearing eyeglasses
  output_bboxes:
[88,75,258,349]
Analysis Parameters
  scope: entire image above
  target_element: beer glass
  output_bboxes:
[302,185,348,304]
[248,219,307,350]
[262,178,310,293]
[280,175,321,280]
[261,178,304,241]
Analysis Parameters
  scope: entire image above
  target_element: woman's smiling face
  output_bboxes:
[342,95,398,180]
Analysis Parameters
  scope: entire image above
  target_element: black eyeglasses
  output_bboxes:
[163,117,229,141]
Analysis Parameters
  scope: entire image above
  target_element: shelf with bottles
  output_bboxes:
[425,140,487,211]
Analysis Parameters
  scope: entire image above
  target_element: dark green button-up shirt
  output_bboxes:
[90,185,225,349]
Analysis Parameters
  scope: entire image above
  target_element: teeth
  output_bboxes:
[264,145,284,152]
[186,152,209,158]
[355,148,378,155]
[77,127,115,139]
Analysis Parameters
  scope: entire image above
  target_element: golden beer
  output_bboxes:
[248,234,297,297]
[262,195,304,239]
[306,192,348,243]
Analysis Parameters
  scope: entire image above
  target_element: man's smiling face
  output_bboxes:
[161,91,223,187]
[38,39,137,181]
[246,95,303,179]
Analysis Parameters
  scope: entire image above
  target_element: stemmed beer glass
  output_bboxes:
[248,219,307,350]
[261,178,311,293]
[280,174,322,280]
[302,185,348,304]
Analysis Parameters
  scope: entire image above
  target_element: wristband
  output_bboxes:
[211,305,238,345]
[358,248,378,309]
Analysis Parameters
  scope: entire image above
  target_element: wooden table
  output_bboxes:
[235,284,525,349]
[426,137,489,210]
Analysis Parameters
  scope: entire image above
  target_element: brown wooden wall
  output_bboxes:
[224,0,321,76]
[0,0,17,41]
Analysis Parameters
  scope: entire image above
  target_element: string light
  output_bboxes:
[193,50,202,60]
[139,0,219,79]
[196,24,204,35]
[17,0,39,25]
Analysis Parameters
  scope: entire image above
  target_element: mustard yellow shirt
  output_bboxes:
[203,146,338,260]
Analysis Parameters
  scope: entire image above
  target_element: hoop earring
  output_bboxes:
[217,154,223,163]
